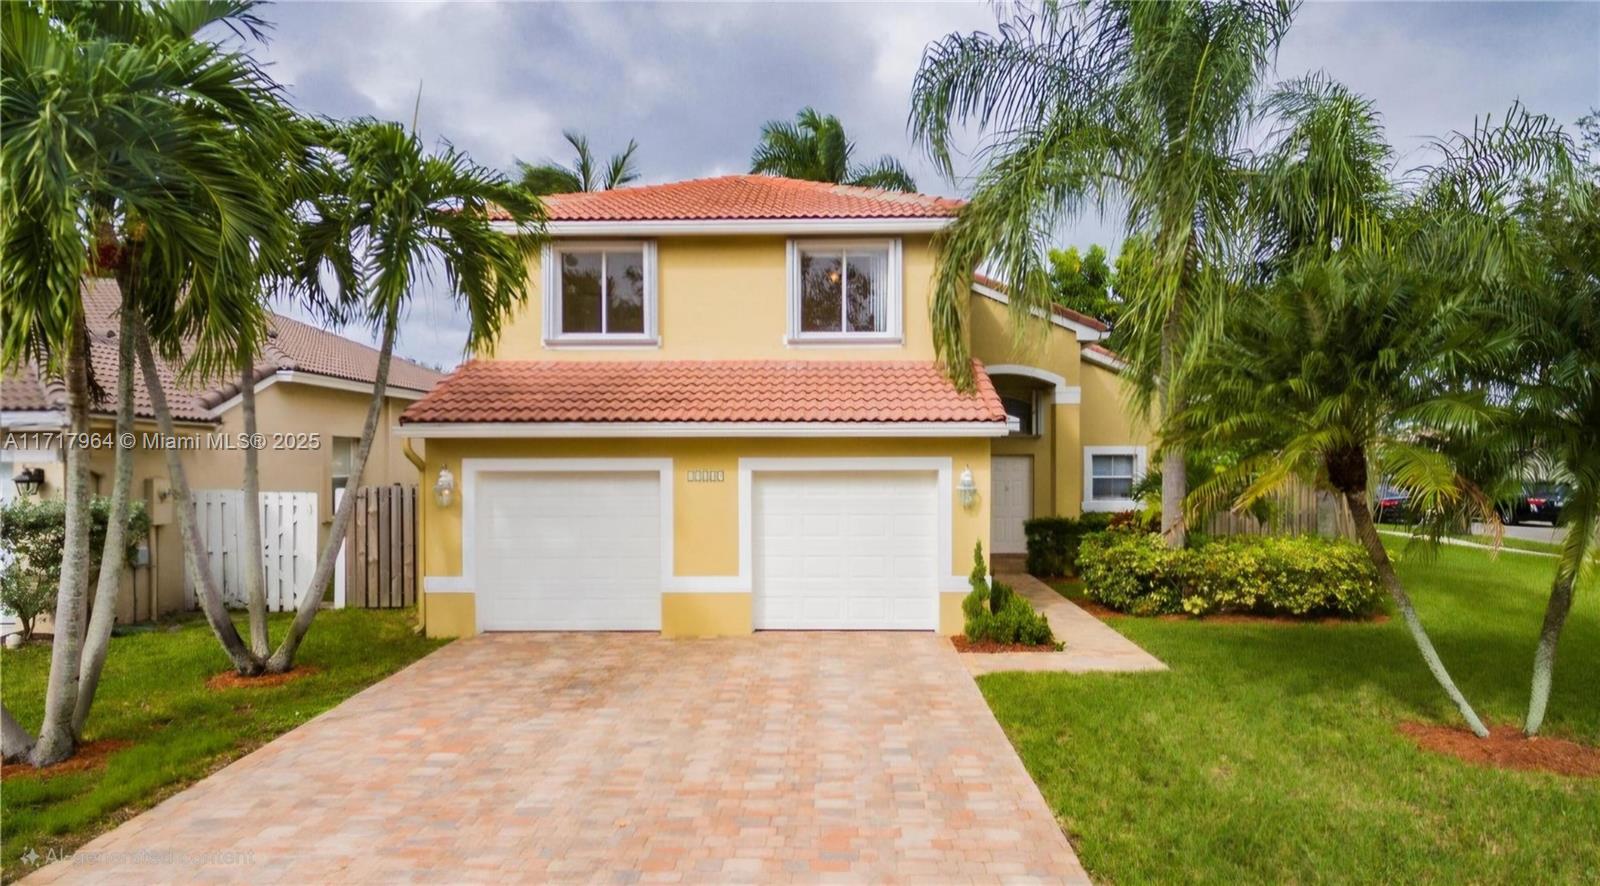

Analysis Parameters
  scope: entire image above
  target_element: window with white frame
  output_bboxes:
[787,239,902,342]
[1083,446,1147,510]
[543,242,657,344]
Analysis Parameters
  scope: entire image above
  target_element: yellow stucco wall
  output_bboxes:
[1081,361,1153,448]
[489,235,942,362]
[967,293,1084,385]
[417,436,989,638]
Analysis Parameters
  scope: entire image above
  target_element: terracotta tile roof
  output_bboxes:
[2,279,443,424]
[401,359,1005,425]
[972,273,1111,333]
[490,175,965,222]
[1083,343,1128,366]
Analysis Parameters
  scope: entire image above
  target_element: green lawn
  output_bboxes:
[0,609,445,874]
[983,544,1598,884]
[1378,523,1564,556]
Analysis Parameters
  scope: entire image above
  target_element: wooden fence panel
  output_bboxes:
[1204,482,1354,540]
[344,485,417,609]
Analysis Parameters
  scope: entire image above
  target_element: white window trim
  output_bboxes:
[542,240,659,347]
[785,238,903,345]
[1082,445,1147,513]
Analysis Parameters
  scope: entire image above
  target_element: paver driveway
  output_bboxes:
[29,633,1086,884]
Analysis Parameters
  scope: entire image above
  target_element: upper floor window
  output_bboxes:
[1002,394,1037,436]
[787,239,902,343]
[543,241,658,346]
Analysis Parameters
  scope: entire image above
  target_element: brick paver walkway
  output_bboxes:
[28,632,1088,884]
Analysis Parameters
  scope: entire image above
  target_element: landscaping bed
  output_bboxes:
[0,609,445,874]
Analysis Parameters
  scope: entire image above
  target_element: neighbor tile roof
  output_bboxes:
[1,279,443,424]
[972,273,1111,333]
[490,175,966,222]
[401,360,1005,425]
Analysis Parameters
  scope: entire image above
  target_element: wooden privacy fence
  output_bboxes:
[337,484,417,609]
[187,490,318,611]
[1204,482,1355,540]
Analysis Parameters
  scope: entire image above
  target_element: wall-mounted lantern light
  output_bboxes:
[11,467,44,498]
[432,467,456,509]
[957,464,978,510]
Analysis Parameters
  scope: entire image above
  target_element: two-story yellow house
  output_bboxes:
[399,175,1151,638]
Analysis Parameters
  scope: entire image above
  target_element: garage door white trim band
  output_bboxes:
[739,457,967,594]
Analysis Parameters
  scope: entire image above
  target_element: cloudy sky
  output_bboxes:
[252,1,1600,369]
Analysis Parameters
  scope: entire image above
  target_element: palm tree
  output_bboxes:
[910,0,1296,548]
[750,107,917,192]
[0,0,293,764]
[1504,130,1598,736]
[516,130,639,194]
[258,119,544,673]
[1172,83,1574,738]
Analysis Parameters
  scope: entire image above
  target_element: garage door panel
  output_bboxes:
[475,471,661,631]
[753,471,938,631]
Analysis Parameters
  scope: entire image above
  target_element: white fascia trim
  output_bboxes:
[396,421,1008,439]
[0,410,66,429]
[972,282,1107,342]
[984,364,1080,403]
[1081,348,1129,372]
[1083,445,1148,514]
[207,370,429,417]
[738,457,967,627]
[497,217,953,237]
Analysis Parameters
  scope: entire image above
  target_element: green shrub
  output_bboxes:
[1024,512,1114,577]
[1078,531,1382,619]
[962,541,1058,646]
[1,496,149,639]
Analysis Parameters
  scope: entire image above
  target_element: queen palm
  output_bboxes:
[911,0,1297,548]
[0,0,293,764]
[750,107,917,192]
[516,130,639,194]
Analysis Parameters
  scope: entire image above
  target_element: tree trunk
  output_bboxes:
[1524,497,1592,736]
[72,302,138,735]
[264,313,397,673]
[2,703,34,763]
[1158,305,1187,549]
[239,355,270,656]
[29,318,96,766]
[1343,487,1490,738]
[131,315,262,675]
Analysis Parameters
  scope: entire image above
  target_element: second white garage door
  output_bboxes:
[752,471,938,630]
[475,471,662,631]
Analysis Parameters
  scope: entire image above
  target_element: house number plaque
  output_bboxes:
[686,469,725,483]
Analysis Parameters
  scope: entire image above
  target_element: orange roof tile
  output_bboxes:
[492,175,965,222]
[401,360,1004,425]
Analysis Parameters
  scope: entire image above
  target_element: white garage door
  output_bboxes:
[753,471,938,630]
[475,471,662,631]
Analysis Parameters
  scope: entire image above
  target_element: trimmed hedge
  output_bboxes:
[962,542,1057,646]
[1,496,150,639]
[1078,531,1382,618]
[1024,512,1113,577]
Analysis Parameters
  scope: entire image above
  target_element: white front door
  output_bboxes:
[752,471,938,630]
[991,456,1033,554]
[475,471,662,631]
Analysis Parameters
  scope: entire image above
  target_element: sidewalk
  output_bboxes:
[961,571,1168,676]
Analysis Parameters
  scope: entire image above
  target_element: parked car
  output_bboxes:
[1375,485,1411,523]
[1501,483,1570,526]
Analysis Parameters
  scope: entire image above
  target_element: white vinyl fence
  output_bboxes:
[185,490,318,611]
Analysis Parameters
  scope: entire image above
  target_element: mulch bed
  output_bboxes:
[205,665,321,691]
[2,739,131,781]
[1399,721,1600,778]
[950,636,1060,654]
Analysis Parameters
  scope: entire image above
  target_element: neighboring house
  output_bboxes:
[0,279,443,623]
[399,175,1152,639]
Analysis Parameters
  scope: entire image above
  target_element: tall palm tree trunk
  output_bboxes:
[264,314,396,673]
[131,315,261,675]
[1343,488,1490,738]
[1158,277,1188,549]
[30,319,97,765]
[72,302,138,734]
[238,355,270,656]
[1524,497,1593,736]
[2,704,34,762]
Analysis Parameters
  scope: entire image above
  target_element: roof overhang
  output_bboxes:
[0,410,65,430]
[972,282,1108,342]
[397,420,1006,439]
[1082,347,1129,372]
[495,217,954,237]
[206,369,430,418]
